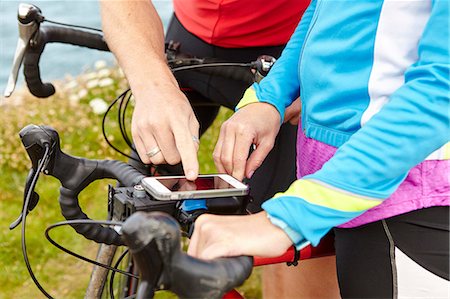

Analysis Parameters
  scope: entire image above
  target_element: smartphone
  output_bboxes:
[140,174,249,200]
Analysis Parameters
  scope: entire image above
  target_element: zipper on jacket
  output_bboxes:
[299,0,323,131]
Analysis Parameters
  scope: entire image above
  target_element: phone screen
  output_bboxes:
[155,176,234,192]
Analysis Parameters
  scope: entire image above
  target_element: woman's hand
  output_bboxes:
[187,212,293,260]
[214,102,281,181]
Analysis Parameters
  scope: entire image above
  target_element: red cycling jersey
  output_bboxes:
[173,0,310,48]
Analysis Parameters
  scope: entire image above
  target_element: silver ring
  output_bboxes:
[146,146,161,158]
[192,135,200,144]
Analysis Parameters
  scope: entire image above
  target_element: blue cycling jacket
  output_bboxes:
[237,0,450,248]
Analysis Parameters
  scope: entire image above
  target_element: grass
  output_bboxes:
[0,63,261,298]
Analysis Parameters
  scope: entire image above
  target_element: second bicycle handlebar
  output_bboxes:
[20,124,143,245]
[19,124,254,298]
[18,124,251,245]
[122,211,253,299]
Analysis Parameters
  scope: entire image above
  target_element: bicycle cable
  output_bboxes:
[43,18,102,32]
[109,249,133,299]
[118,90,134,150]
[102,88,141,162]
[45,220,138,279]
[171,62,254,73]
[20,145,54,299]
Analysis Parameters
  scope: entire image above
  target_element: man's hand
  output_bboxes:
[187,212,293,259]
[131,82,200,180]
[100,0,200,180]
[213,102,281,181]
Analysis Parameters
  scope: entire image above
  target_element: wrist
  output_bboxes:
[236,86,284,123]
[258,211,294,249]
[119,54,178,95]
[263,211,311,251]
[238,102,281,125]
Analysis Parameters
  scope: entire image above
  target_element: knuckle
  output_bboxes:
[222,119,231,127]
[221,122,234,133]
[199,221,211,233]
[131,123,140,138]
[253,160,263,168]
[218,124,227,134]
[261,141,275,152]
[222,157,232,168]
[233,155,246,165]
[150,156,165,165]
[165,154,181,165]
[135,119,149,130]
[192,119,200,131]
[235,123,247,134]
[136,118,159,131]
[140,155,150,165]
[147,121,159,130]
[212,151,221,162]
[131,128,139,139]
[227,121,239,131]
[196,214,211,227]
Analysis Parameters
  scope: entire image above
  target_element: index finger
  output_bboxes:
[232,131,254,181]
[172,123,199,181]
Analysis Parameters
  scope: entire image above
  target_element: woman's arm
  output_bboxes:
[263,0,450,247]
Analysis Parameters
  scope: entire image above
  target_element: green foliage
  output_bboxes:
[0,65,260,298]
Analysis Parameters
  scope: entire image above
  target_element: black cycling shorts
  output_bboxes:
[334,206,449,299]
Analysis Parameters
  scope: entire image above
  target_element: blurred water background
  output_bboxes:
[0,0,173,94]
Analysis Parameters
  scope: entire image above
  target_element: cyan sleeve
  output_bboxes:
[263,1,450,246]
[236,0,317,122]
[266,214,310,250]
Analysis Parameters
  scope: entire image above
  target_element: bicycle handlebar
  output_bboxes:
[122,211,253,299]
[23,25,108,98]
[4,3,109,98]
[17,124,249,244]
[19,124,143,245]
[5,3,274,99]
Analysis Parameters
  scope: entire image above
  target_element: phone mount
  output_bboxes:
[111,183,253,234]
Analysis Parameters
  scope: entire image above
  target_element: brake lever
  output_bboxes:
[9,124,57,230]
[10,169,41,230]
[4,3,44,98]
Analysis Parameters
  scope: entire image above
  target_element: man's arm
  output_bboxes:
[100,0,200,180]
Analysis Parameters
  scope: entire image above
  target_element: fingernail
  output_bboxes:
[247,170,254,179]
[187,170,197,180]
